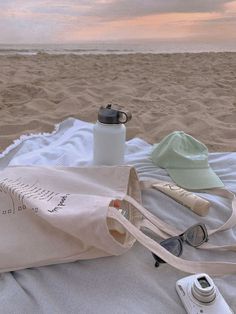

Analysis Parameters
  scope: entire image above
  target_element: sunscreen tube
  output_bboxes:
[153,182,210,216]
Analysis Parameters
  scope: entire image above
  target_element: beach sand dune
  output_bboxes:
[0,52,236,152]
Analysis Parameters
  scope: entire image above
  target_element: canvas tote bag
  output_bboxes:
[0,165,236,275]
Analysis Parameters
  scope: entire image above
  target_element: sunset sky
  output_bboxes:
[0,0,236,44]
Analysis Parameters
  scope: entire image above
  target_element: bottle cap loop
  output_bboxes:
[98,104,132,124]
[118,110,132,124]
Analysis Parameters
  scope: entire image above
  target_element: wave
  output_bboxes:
[0,47,135,56]
[0,41,235,56]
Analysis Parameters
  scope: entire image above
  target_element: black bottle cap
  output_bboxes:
[98,104,132,124]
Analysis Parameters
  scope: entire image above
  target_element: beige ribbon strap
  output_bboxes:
[140,180,236,234]
[108,207,236,275]
[140,217,236,252]
[140,180,236,235]
[124,187,236,252]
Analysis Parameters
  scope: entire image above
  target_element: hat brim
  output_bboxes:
[167,167,224,190]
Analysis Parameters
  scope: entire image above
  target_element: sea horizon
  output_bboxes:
[0,39,236,56]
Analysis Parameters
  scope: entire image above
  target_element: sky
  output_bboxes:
[0,0,236,44]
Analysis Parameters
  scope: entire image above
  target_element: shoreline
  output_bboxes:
[0,52,236,153]
[0,51,236,57]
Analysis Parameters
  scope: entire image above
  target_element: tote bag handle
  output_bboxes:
[124,191,236,251]
[107,206,236,275]
[139,180,236,235]
[140,218,236,252]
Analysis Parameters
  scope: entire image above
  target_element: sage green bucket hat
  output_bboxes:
[151,131,224,190]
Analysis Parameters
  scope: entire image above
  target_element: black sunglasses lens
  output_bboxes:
[152,238,183,267]
[186,225,206,247]
[161,238,183,256]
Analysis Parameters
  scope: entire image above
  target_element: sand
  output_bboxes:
[0,52,236,153]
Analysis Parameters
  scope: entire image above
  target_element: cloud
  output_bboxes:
[0,0,232,21]
[0,0,235,43]
[61,11,226,42]
[188,16,236,41]
[0,1,74,43]
[88,0,232,20]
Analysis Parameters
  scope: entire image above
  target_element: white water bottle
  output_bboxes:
[93,104,132,165]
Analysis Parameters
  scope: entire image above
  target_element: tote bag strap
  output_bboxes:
[139,180,236,236]
[124,193,236,252]
[107,207,236,275]
[141,217,236,252]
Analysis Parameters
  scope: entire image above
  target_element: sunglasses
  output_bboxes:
[152,223,208,267]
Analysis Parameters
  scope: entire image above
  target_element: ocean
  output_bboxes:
[0,39,236,55]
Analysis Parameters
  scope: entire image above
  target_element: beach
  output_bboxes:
[0,52,236,153]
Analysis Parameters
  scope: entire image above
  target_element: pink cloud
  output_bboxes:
[0,0,235,43]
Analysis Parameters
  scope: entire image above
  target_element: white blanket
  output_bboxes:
[0,118,235,314]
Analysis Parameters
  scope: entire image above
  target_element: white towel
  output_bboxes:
[0,117,235,314]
